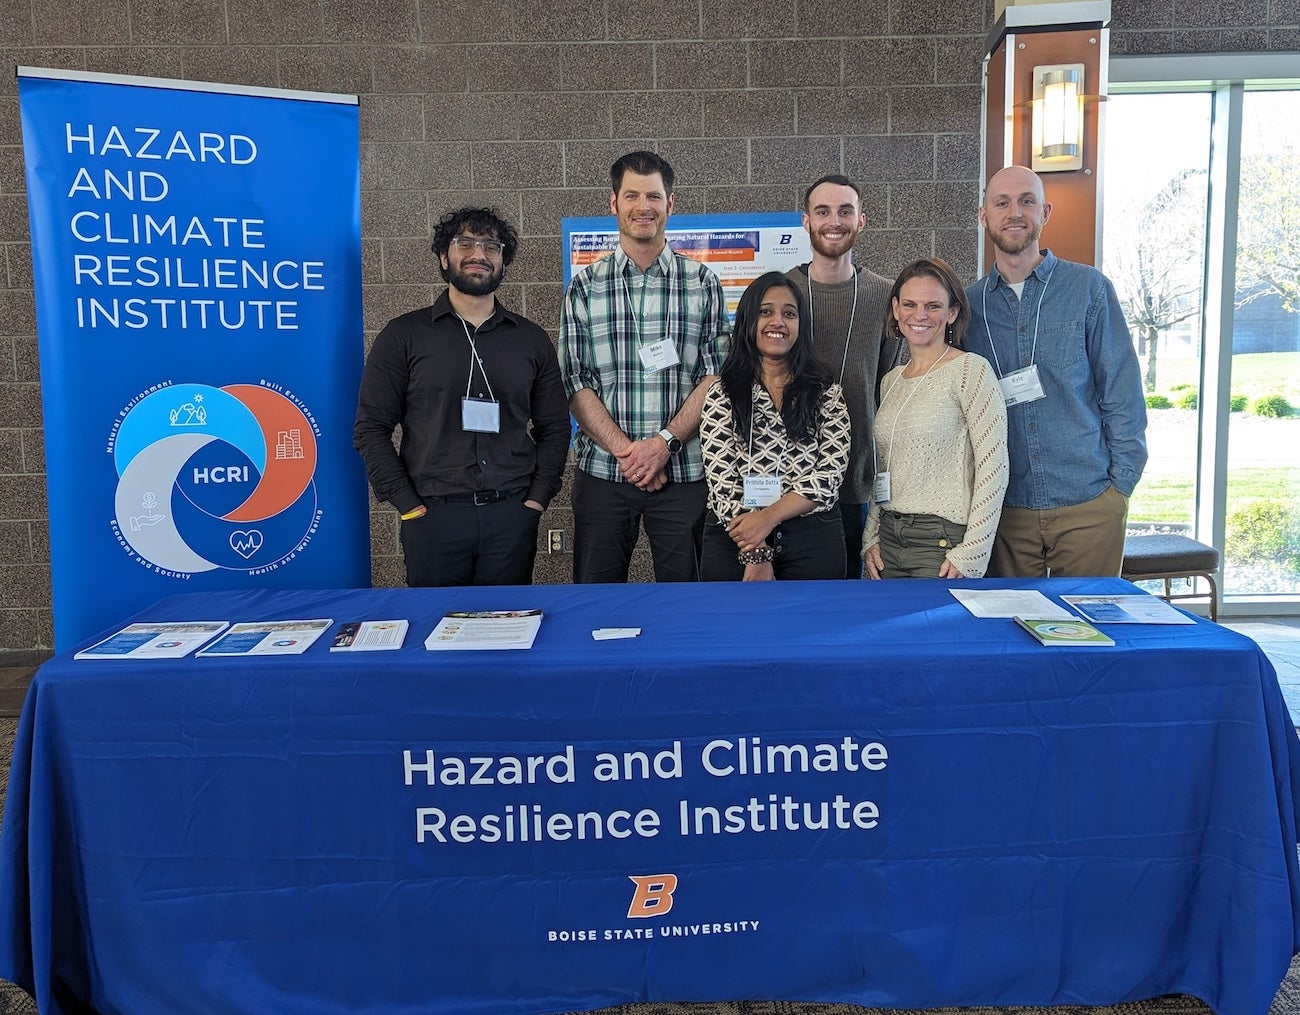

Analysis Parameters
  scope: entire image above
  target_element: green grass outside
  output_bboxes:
[1130,467,1298,525]
[1152,351,1300,405]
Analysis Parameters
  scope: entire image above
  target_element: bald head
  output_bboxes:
[983,165,1045,208]
[980,165,1051,257]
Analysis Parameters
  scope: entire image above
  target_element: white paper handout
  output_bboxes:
[949,588,1074,620]
[425,610,543,651]
[196,619,332,657]
[75,621,230,660]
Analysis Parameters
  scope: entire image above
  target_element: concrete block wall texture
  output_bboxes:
[1,0,1297,657]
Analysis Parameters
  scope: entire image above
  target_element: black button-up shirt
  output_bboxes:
[354,291,570,515]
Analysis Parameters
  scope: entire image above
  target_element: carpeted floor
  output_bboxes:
[0,713,1294,1015]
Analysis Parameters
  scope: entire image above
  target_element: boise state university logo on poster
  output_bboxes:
[109,381,322,576]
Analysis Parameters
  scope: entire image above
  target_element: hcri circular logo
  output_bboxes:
[112,383,319,575]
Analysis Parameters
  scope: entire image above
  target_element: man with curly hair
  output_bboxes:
[354,207,569,586]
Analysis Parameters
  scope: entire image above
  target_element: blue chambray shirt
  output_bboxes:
[965,250,1148,511]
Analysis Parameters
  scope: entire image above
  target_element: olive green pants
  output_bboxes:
[877,511,967,579]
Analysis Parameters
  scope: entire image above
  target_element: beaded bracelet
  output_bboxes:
[738,545,774,565]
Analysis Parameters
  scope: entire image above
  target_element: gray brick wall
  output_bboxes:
[1,0,1296,656]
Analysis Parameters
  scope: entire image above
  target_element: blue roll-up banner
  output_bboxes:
[17,68,370,651]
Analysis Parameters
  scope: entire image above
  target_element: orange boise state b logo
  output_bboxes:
[110,382,320,575]
[627,874,678,919]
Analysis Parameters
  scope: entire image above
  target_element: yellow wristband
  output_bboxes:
[399,506,426,521]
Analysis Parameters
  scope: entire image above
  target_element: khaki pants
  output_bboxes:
[989,485,1128,578]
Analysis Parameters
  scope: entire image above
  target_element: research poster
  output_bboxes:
[18,68,370,651]
[562,212,812,320]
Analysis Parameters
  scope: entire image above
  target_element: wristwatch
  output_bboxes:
[657,428,683,455]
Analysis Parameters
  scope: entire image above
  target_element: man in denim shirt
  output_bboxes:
[966,166,1147,577]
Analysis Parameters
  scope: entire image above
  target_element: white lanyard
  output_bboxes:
[981,264,1055,378]
[874,345,952,474]
[621,264,680,373]
[459,317,496,403]
[742,386,784,508]
[807,270,858,385]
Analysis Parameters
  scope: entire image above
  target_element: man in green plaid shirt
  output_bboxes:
[559,151,730,583]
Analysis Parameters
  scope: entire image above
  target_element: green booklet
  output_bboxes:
[1014,616,1115,647]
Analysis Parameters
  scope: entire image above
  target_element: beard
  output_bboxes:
[445,260,503,297]
[809,227,858,259]
[988,220,1041,256]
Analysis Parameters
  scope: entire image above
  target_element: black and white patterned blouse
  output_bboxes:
[700,379,850,522]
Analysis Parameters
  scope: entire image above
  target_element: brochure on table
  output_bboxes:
[75,621,230,660]
[197,619,333,657]
[425,610,543,651]
[1014,616,1116,647]
[1062,594,1196,625]
[330,620,409,651]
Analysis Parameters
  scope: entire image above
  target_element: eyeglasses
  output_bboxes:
[450,236,504,256]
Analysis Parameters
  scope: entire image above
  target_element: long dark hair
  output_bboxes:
[720,272,833,444]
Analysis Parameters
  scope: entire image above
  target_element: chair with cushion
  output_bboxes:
[1121,534,1221,622]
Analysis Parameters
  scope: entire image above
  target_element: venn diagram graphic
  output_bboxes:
[113,383,319,573]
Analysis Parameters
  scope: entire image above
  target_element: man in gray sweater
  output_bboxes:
[786,175,902,577]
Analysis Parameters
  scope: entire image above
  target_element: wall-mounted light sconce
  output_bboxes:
[1031,63,1084,172]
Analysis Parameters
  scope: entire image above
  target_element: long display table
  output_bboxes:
[1,578,1297,1015]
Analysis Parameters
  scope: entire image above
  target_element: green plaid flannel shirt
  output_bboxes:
[559,245,730,483]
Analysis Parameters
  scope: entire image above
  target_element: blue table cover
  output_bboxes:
[1,578,1298,1015]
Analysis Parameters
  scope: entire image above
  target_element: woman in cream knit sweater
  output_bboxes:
[863,258,1009,579]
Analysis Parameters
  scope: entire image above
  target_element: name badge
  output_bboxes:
[638,339,681,374]
[999,364,1046,407]
[462,397,500,433]
[742,474,781,508]
[873,471,891,504]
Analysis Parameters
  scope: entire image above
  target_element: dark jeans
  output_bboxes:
[840,501,869,579]
[571,471,705,583]
[399,491,541,587]
[877,510,967,579]
[701,509,846,581]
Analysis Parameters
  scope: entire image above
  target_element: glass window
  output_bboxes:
[1102,93,1211,537]
[1224,91,1300,596]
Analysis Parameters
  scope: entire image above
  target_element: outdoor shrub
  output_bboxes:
[1253,394,1293,418]
[1177,390,1198,410]
[1169,383,1194,392]
[1225,500,1300,575]
[1230,394,1248,412]
[1145,394,1172,409]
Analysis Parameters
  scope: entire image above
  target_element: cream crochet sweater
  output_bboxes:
[863,351,1009,578]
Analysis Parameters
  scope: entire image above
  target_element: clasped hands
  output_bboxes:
[615,436,669,491]
[725,510,775,554]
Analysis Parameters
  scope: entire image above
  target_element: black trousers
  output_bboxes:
[399,493,541,587]
[700,509,846,581]
[571,471,705,583]
[840,501,869,579]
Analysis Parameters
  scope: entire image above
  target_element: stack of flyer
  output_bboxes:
[425,609,543,651]
[329,620,409,651]
[75,621,230,660]
[196,619,333,657]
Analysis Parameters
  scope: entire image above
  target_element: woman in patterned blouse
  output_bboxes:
[699,271,851,581]
[862,258,1009,579]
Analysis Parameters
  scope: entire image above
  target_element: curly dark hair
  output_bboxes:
[719,271,834,445]
[430,207,519,270]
